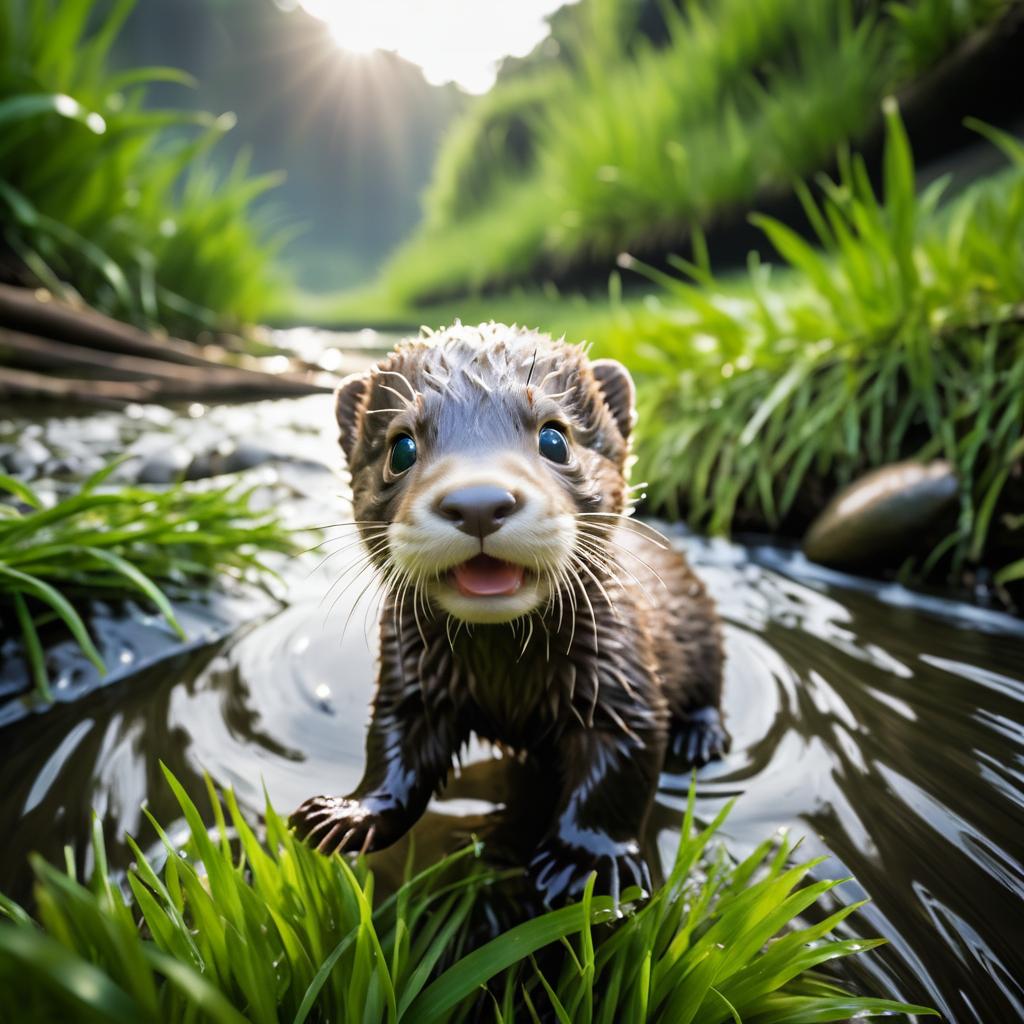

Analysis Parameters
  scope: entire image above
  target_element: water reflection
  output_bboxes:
[1,529,1022,1021]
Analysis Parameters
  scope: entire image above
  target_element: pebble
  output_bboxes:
[186,442,279,481]
[136,447,192,485]
[0,438,51,479]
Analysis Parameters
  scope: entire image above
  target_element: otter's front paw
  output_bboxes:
[529,836,651,909]
[669,706,730,767]
[289,795,380,855]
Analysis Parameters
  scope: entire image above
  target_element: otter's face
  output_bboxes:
[335,324,634,625]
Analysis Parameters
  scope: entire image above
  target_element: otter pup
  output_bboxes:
[290,323,728,904]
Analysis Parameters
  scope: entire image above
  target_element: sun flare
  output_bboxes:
[299,0,575,93]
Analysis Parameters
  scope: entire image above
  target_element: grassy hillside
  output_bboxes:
[375,0,1010,304]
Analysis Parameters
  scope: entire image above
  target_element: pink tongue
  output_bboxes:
[453,555,525,597]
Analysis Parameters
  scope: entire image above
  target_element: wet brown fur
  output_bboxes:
[291,323,728,904]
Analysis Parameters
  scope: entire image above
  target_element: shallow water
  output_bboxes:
[1,389,1022,1023]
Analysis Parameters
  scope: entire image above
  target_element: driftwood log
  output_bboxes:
[0,284,332,405]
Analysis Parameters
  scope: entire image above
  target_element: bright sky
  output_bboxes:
[298,0,573,93]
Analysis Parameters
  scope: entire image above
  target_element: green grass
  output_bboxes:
[0,462,299,701]
[0,0,288,335]
[0,768,936,1022]
[378,0,1010,304]
[597,109,1024,584]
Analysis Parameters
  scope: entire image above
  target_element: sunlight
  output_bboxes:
[299,0,575,93]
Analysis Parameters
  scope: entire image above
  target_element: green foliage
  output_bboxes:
[423,71,568,227]
[0,462,297,700]
[384,0,1012,303]
[888,0,1008,71]
[0,768,936,1022]
[0,0,287,334]
[384,182,555,302]
[599,111,1024,580]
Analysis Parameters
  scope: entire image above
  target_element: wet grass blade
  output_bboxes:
[0,563,105,674]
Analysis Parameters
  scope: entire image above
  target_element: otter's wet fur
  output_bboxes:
[291,323,728,905]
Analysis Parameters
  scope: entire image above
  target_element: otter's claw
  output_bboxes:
[670,706,730,767]
[289,795,378,856]
[529,836,651,909]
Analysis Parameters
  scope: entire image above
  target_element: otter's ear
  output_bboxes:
[334,372,370,461]
[591,359,635,441]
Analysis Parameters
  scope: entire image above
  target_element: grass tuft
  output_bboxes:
[0,768,936,1022]
[592,110,1024,584]
[0,462,299,701]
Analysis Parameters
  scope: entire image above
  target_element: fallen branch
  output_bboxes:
[0,366,156,406]
[0,283,215,367]
[0,324,332,403]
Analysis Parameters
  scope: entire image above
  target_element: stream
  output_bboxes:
[0,332,1022,1023]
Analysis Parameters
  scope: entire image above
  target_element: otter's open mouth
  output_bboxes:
[451,554,525,597]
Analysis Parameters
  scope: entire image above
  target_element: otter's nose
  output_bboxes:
[437,485,520,538]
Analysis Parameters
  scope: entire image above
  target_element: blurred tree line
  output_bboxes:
[114,0,466,290]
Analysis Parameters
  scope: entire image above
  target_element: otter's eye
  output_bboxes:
[538,424,569,464]
[389,434,417,474]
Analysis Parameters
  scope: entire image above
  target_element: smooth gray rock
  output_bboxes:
[803,459,959,567]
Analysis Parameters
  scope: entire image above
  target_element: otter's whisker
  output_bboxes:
[575,512,671,548]
[337,555,393,639]
[302,524,391,556]
[319,541,389,615]
[382,569,409,647]
[302,519,388,532]
[571,553,621,625]
[554,564,579,655]
[570,560,599,656]
[343,568,385,643]
[307,530,390,575]
[572,535,624,577]
[541,387,574,402]
[377,383,415,410]
[574,535,658,605]
[524,347,539,389]
[519,614,534,660]
[411,574,429,649]
[578,524,668,580]
[582,533,669,593]
[538,614,551,661]
[335,563,387,642]
[545,566,565,635]
[376,368,418,401]
[392,568,414,634]
[389,567,413,652]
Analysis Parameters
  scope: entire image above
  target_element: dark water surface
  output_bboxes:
[1,387,1022,1023]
